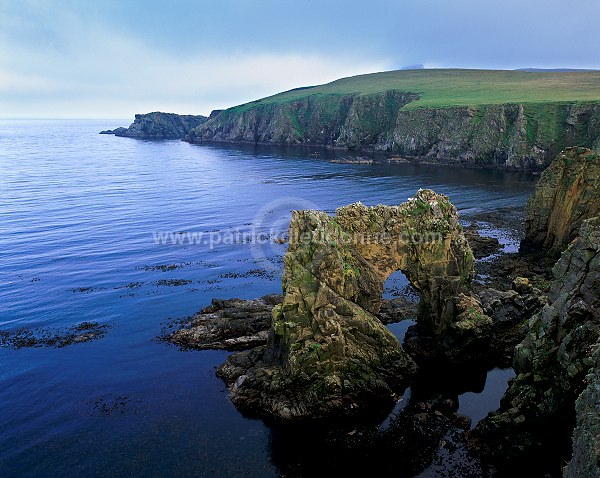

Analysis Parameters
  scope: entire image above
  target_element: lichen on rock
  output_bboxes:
[217,189,475,420]
[522,147,600,254]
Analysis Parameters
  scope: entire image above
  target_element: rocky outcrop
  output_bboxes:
[168,295,282,351]
[100,112,208,139]
[186,94,600,168]
[216,190,475,420]
[463,224,502,258]
[470,217,600,472]
[522,147,600,253]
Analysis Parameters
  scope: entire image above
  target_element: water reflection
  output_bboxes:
[266,334,514,477]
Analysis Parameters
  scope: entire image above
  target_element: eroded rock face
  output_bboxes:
[217,189,475,420]
[470,217,600,472]
[522,147,600,253]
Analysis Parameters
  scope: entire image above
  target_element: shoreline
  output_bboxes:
[183,138,548,173]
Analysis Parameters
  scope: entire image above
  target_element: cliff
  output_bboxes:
[470,217,600,473]
[100,111,208,139]
[185,69,600,168]
[522,147,600,253]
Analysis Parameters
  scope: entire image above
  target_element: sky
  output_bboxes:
[1,0,599,118]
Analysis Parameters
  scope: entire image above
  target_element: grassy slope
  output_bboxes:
[229,69,600,113]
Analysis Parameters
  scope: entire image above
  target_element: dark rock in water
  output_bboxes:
[469,217,600,474]
[373,397,463,475]
[217,190,476,421]
[99,127,128,135]
[475,249,556,291]
[0,321,110,349]
[167,294,282,351]
[522,147,600,254]
[329,157,373,165]
[99,112,208,139]
[463,224,501,258]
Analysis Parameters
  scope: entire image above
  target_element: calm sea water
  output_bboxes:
[0,119,534,477]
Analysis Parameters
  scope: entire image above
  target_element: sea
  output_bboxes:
[0,119,538,477]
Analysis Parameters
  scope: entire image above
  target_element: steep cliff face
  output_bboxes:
[100,112,208,139]
[186,95,600,168]
[188,90,417,147]
[522,147,600,253]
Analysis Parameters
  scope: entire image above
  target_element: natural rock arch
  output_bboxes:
[333,193,474,334]
[217,189,475,420]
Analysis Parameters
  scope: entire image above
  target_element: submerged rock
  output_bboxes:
[217,189,475,420]
[267,394,481,477]
[0,321,110,349]
[522,147,600,253]
[470,217,600,473]
[377,296,418,324]
[100,112,208,139]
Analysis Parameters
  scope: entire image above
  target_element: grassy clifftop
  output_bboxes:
[187,69,600,169]
[231,69,600,112]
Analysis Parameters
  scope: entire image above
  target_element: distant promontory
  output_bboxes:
[100,111,208,139]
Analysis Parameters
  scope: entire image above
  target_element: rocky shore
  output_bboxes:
[466,148,600,474]
[166,146,599,475]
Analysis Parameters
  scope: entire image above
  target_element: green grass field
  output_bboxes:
[231,69,600,113]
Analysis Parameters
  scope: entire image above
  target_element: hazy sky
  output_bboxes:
[1,0,599,118]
